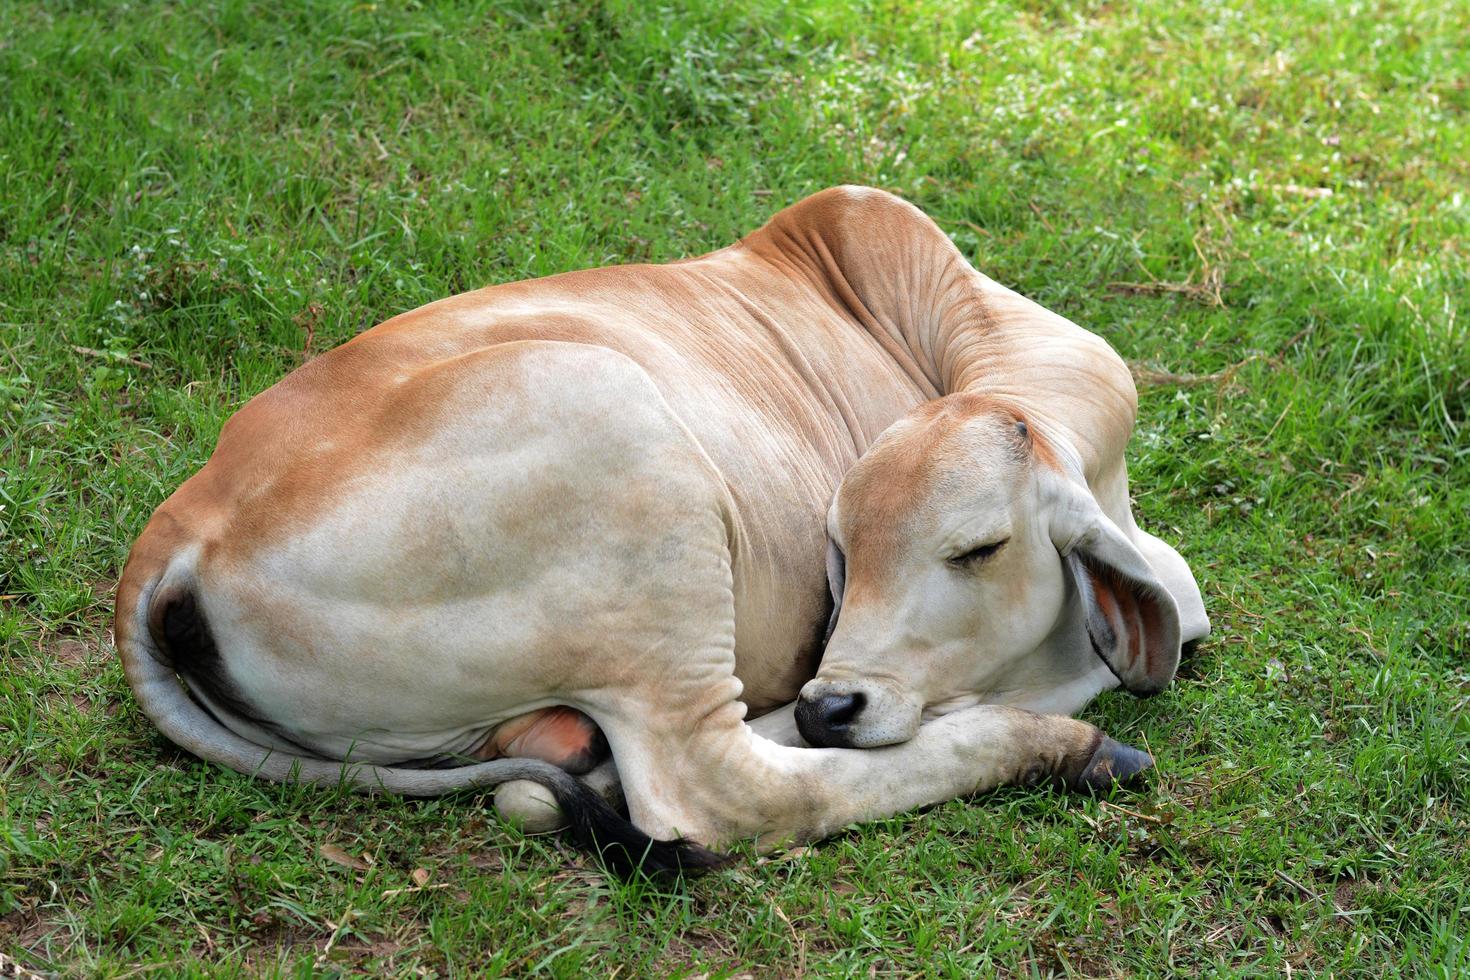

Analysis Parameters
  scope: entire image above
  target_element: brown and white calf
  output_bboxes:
[114,187,1209,873]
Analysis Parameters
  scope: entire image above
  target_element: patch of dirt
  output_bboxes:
[47,639,91,667]
[0,910,50,949]
[657,927,743,976]
[0,907,71,974]
[463,850,504,872]
[1333,878,1371,910]
[241,919,421,969]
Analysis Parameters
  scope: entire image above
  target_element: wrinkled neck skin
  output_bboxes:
[680,194,1137,715]
[767,195,1145,718]
[756,195,1137,491]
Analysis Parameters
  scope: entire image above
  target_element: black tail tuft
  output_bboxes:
[533,768,729,879]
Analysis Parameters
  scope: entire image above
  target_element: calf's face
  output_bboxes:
[796,394,1181,749]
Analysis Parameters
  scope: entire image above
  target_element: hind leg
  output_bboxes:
[494,752,628,834]
[478,707,610,833]
[494,780,568,834]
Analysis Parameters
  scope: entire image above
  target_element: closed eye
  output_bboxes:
[946,538,1009,569]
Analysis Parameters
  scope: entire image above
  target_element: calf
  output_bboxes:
[115,187,1208,873]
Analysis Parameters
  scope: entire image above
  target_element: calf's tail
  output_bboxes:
[115,574,724,878]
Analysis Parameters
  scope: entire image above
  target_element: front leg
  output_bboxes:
[492,702,808,833]
[605,700,1151,851]
[517,517,1148,858]
[586,702,812,803]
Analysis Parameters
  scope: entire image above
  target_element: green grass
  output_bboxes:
[2,0,1467,974]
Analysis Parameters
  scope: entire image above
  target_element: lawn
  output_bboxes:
[2,0,1467,974]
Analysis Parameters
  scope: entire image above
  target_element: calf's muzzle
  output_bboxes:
[795,691,866,748]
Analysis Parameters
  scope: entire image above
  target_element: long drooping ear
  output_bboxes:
[823,536,846,644]
[1042,462,1182,696]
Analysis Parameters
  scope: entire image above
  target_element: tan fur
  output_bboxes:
[835,396,1021,600]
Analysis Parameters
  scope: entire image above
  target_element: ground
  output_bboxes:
[2,0,1467,975]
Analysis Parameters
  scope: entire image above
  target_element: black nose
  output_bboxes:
[795,692,867,748]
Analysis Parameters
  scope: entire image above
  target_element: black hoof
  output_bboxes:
[1067,736,1153,792]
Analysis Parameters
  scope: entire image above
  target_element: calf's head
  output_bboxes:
[796,393,1181,748]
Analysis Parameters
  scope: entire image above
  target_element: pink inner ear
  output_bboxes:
[1085,564,1160,682]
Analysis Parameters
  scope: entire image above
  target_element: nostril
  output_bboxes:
[796,691,868,747]
[818,692,866,727]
